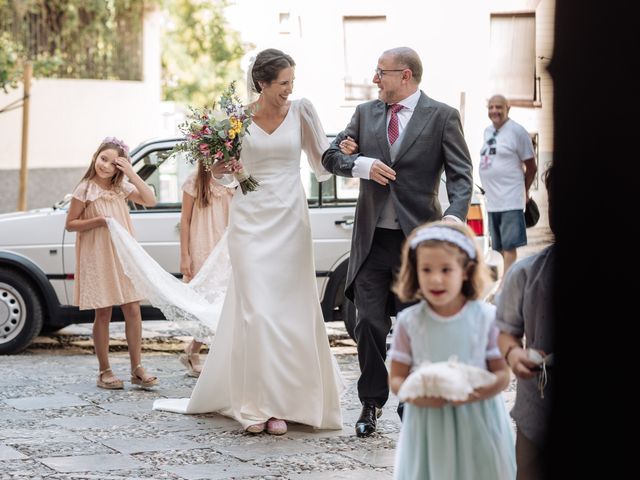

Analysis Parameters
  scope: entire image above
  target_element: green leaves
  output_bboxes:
[161,0,246,106]
[0,0,149,89]
[1,0,246,105]
[0,32,20,93]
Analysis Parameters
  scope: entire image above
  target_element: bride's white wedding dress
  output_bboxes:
[152,98,343,429]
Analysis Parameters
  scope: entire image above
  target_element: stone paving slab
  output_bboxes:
[285,423,352,440]
[39,453,147,473]
[146,415,240,434]
[0,444,28,460]
[0,428,85,444]
[160,460,275,480]
[250,452,362,477]
[101,436,208,454]
[3,393,91,410]
[61,382,119,395]
[342,448,396,467]
[0,458,56,477]
[0,410,42,426]
[46,414,140,429]
[212,436,326,461]
[14,440,115,458]
[289,469,393,479]
[97,399,156,415]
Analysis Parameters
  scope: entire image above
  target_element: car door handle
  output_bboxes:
[335,217,354,229]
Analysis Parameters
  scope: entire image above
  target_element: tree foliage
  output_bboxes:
[0,0,147,92]
[0,0,247,106]
[0,31,23,93]
[161,0,247,107]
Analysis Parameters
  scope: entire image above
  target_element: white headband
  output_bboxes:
[409,226,477,259]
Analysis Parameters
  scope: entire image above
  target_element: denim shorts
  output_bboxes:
[488,210,527,251]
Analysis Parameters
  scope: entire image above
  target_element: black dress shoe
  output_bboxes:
[355,402,382,437]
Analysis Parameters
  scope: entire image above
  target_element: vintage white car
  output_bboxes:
[0,137,493,354]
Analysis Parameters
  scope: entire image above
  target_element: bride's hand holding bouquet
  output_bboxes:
[172,81,259,194]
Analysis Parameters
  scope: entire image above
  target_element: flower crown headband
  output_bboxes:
[101,136,129,154]
[409,226,477,259]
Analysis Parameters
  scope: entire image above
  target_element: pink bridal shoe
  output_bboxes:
[245,422,266,434]
[266,418,287,435]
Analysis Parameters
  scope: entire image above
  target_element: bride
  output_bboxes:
[151,48,357,435]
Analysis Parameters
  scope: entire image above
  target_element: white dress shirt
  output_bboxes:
[351,89,421,179]
[351,89,462,223]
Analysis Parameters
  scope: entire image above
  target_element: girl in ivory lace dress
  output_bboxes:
[153,49,356,436]
[66,137,159,390]
[388,221,515,479]
[178,161,235,376]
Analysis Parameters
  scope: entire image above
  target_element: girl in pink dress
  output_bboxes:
[66,137,159,390]
[179,161,235,376]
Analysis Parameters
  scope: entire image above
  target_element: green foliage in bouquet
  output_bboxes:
[172,81,259,194]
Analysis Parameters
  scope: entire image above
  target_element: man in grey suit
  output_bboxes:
[322,47,473,437]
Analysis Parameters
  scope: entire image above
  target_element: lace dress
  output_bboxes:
[181,174,234,280]
[72,180,143,309]
[153,98,343,430]
[389,300,516,480]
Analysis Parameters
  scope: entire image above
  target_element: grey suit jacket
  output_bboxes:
[321,91,473,300]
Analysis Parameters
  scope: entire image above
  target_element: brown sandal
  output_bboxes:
[130,364,158,388]
[179,352,201,377]
[96,368,124,390]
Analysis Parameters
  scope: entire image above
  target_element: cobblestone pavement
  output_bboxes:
[0,321,519,480]
[0,327,400,480]
[0,204,550,479]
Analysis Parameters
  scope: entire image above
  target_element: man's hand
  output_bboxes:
[339,136,359,155]
[369,160,396,186]
[507,347,539,380]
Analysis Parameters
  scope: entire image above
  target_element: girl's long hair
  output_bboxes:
[80,141,129,188]
[393,221,490,303]
[194,162,213,208]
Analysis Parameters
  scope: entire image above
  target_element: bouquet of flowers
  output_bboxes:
[172,81,259,194]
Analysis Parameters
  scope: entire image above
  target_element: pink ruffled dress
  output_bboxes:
[182,173,234,280]
[72,179,144,310]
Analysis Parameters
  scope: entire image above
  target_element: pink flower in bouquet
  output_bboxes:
[172,81,259,194]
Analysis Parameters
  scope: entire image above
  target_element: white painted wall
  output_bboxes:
[0,9,167,170]
[226,0,555,183]
[0,0,555,179]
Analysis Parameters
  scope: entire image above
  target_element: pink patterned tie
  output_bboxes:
[387,104,405,145]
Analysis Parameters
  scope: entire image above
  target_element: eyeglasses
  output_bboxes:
[374,68,405,78]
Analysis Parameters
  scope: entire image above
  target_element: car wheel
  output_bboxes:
[0,268,44,355]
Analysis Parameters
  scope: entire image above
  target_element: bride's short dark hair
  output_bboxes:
[251,48,295,93]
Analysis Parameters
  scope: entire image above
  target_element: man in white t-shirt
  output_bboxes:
[479,94,537,282]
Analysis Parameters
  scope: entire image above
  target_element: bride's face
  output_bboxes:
[262,66,295,107]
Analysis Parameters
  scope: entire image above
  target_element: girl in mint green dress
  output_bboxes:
[389,221,515,480]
